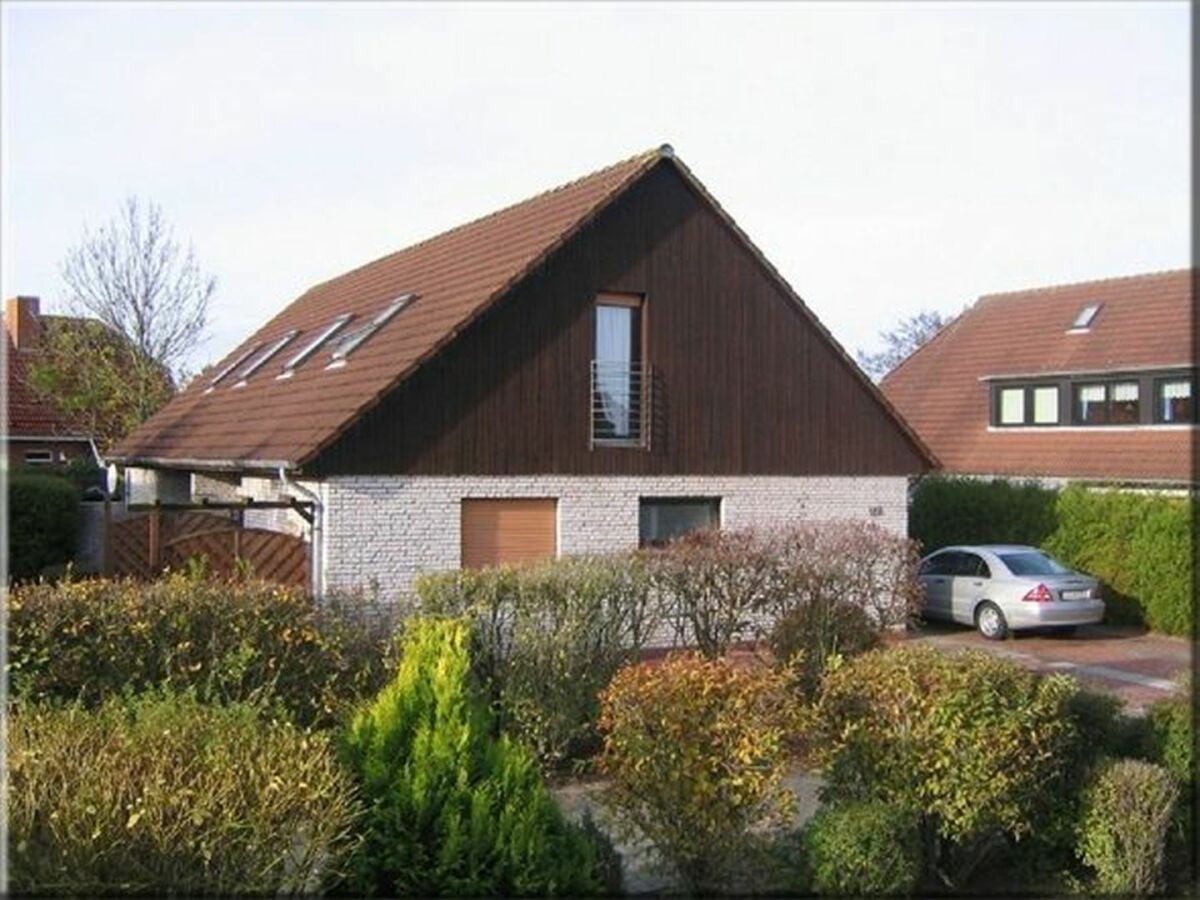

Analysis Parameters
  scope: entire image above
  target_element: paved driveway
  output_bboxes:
[905,622,1190,713]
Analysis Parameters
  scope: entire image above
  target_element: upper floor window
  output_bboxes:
[1074,381,1139,425]
[994,384,1059,426]
[592,293,646,446]
[1156,378,1195,423]
[1068,303,1101,331]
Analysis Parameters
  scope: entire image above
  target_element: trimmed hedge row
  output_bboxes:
[911,477,1194,635]
[8,471,80,581]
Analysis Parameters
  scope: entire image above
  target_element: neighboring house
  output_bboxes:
[3,296,99,469]
[110,145,934,598]
[882,269,1195,489]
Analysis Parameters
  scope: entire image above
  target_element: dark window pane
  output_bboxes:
[639,498,720,546]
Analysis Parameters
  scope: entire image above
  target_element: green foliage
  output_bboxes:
[26,312,174,453]
[415,556,658,771]
[909,476,1058,554]
[8,691,359,895]
[803,801,923,896]
[8,471,80,581]
[1141,691,1194,784]
[1045,484,1194,634]
[1077,758,1179,895]
[770,598,880,701]
[341,617,602,897]
[7,573,394,728]
[911,477,1195,635]
[598,654,800,892]
[812,645,1080,886]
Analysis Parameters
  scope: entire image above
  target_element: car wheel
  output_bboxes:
[975,602,1009,641]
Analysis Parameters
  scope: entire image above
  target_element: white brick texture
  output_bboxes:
[319,475,909,601]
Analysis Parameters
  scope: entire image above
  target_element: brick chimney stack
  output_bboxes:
[4,296,42,349]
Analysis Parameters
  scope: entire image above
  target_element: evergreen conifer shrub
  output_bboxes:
[341,617,602,896]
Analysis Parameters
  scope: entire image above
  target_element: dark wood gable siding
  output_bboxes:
[309,163,930,477]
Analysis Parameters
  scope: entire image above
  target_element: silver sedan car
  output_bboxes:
[918,545,1105,640]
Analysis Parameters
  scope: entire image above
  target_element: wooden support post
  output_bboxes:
[148,505,162,572]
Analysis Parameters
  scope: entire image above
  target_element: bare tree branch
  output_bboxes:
[59,196,215,380]
[856,309,954,381]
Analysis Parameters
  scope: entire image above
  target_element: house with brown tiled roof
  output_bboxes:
[111,145,934,598]
[881,269,1195,488]
[3,296,100,469]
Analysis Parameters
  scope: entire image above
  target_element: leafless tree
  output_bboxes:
[60,196,215,380]
[856,308,953,381]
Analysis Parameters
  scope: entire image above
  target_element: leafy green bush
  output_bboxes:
[415,555,658,770]
[811,645,1080,887]
[770,599,880,701]
[1077,758,1179,895]
[598,654,800,892]
[1140,691,1195,889]
[8,573,394,728]
[8,692,359,895]
[1045,485,1194,634]
[341,617,602,896]
[8,471,80,580]
[803,801,923,896]
[909,476,1058,554]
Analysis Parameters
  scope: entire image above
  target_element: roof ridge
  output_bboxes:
[303,145,666,297]
[978,266,1193,302]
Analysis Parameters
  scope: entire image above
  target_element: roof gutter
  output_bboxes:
[104,454,296,474]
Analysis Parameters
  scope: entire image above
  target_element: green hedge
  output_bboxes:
[8,471,80,581]
[910,477,1194,636]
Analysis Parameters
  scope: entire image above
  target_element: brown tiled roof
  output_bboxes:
[881,269,1195,484]
[113,145,934,471]
[113,148,666,467]
[5,330,91,439]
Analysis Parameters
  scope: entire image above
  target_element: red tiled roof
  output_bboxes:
[5,331,90,438]
[113,146,933,471]
[882,269,1195,484]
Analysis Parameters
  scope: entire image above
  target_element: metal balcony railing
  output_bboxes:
[590,360,650,448]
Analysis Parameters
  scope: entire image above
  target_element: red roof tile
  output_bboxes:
[882,269,1195,484]
[5,331,90,438]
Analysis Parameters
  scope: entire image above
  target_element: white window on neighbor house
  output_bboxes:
[1069,303,1101,331]
[1075,383,1107,424]
[23,449,53,465]
[1032,386,1059,425]
[999,388,1025,425]
[1157,378,1194,423]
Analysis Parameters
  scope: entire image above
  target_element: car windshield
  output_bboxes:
[999,551,1073,577]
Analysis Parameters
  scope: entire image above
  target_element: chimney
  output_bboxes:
[4,296,41,349]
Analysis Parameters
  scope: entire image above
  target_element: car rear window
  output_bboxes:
[999,552,1072,576]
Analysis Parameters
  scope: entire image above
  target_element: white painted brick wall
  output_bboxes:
[319,475,909,601]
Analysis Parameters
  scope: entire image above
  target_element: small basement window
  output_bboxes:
[206,343,261,392]
[639,497,720,547]
[23,449,53,465]
[234,330,299,387]
[279,314,353,378]
[327,293,415,368]
[1068,303,1101,332]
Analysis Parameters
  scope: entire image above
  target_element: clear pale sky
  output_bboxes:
[1,1,1189,374]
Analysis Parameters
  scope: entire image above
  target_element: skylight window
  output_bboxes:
[278,314,353,379]
[206,343,262,393]
[326,293,415,369]
[1068,303,1101,331]
[233,330,299,387]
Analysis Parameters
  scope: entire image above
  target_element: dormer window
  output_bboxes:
[326,294,415,369]
[234,330,299,387]
[206,343,261,393]
[1067,303,1101,332]
[279,314,353,379]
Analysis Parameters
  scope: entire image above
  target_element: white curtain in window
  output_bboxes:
[1000,388,1025,424]
[1079,385,1105,402]
[1033,387,1059,424]
[1162,380,1191,399]
[596,306,632,436]
[1112,383,1139,402]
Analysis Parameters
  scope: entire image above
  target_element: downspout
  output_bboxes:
[278,466,324,599]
